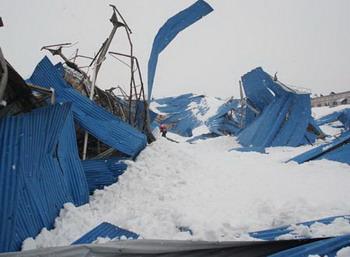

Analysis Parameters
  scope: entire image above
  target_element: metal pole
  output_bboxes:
[82,8,124,160]
[82,61,98,160]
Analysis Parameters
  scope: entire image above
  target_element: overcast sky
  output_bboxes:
[1,0,350,99]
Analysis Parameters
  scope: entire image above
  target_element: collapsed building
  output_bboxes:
[156,67,324,150]
[237,67,323,149]
[1,0,349,255]
[0,6,154,253]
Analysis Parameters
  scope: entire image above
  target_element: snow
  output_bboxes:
[337,247,350,257]
[320,121,344,137]
[22,132,350,251]
[19,102,350,251]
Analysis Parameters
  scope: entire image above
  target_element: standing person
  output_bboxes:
[160,124,167,137]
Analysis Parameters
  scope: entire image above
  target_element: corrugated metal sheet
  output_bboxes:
[241,67,277,111]
[147,0,213,101]
[238,67,319,149]
[249,215,350,241]
[0,103,89,252]
[82,159,127,194]
[72,222,138,245]
[270,234,350,257]
[289,131,350,165]
[206,99,241,136]
[27,57,147,157]
[316,111,342,126]
[57,106,89,205]
[316,108,350,131]
[153,94,205,137]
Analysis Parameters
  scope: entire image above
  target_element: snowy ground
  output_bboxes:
[23,121,350,250]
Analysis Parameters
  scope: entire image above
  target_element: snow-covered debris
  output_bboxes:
[23,134,350,250]
[151,93,225,137]
[238,67,322,149]
[276,217,350,240]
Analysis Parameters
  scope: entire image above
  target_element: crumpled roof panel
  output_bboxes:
[27,56,146,157]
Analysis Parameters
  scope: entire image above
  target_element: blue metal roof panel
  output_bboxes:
[27,56,147,157]
[82,159,127,194]
[250,215,350,241]
[270,234,350,257]
[0,104,89,252]
[238,68,318,148]
[72,222,138,245]
[289,131,350,164]
[147,1,213,100]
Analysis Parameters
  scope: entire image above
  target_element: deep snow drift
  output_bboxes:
[23,122,350,250]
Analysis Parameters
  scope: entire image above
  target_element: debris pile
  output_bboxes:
[1,0,349,256]
[316,108,350,131]
[290,130,350,165]
[237,67,323,149]
[0,6,152,253]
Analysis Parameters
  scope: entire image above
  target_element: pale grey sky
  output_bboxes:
[1,0,350,99]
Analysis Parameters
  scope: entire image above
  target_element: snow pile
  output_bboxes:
[22,134,350,251]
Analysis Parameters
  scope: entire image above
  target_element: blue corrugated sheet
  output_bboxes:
[154,93,206,137]
[0,103,89,253]
[147,0,213,100]
[250,215,350,241]
[289,130,350,165]
[316,108,350,131]
[27,57,147,158]
[72,222,139,245]
[134,101,158,132]
[238,67,321,149]
[269,234,350,257]
[206,99,241,136]
[316,111,342,126]
[82,159,127,194]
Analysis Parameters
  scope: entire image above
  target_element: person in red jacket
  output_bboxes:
[159,124,167,137]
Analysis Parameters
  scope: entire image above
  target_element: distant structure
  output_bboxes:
[311,91,350,107]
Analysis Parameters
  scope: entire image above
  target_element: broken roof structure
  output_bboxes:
[316,108,350,131]
[0,103,89,252]
[27,56,147,158]
[206,98,241,136]
[82,158,127,194]
[154,93,206,137]
[237,67,322,149]
[289,130,350,165]
[147,0,213,101]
